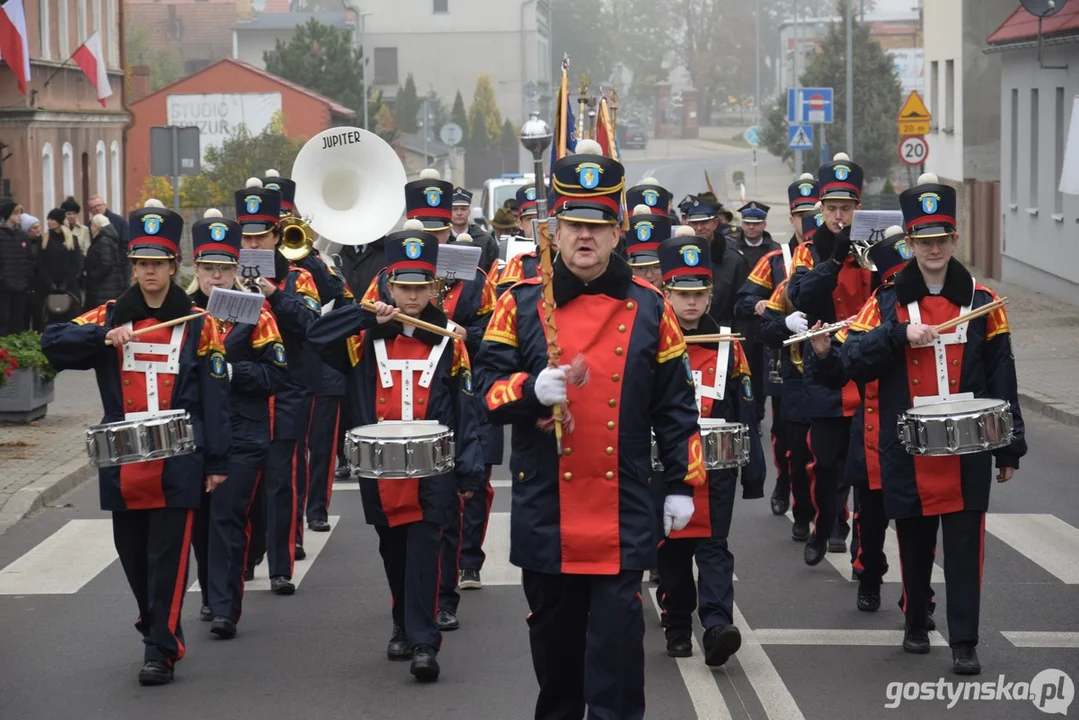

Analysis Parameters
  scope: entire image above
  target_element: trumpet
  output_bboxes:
[783,318,854,347]
[279,215,316,261]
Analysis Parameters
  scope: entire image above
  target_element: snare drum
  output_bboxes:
[897,398,1013,456]
[652,419,751,471]
[344,421,455,479]
[85,410,196,469]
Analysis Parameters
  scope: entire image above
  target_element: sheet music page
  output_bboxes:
[436,244,481,282]
[238,249,277,281]
[207,287,265,326]
[850,210,904,244]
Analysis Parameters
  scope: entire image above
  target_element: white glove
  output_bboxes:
[534,366,568,407]
[226,363,233,381]
[663,495,695,536]
[785,312,808,335]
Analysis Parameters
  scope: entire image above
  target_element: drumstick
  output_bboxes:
[360,302,465,341]
[685,334,744,344]
[104,310,209,346]
[933,298,1008,333]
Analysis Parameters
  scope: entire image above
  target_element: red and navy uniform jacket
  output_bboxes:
[475,257,706,575]
[307,303,485,528]
[41,285,232,512]
[787,226,872,418]
[297,253,353,397]
[839,260,1027,520]
[736,240,798,396]
[266,250,321,440]
[759,279,810,424]
[669,318,766,540]
[191,290,288,452]
[496,251,540,295]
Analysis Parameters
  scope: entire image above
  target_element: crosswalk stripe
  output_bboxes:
[985,514,1079,584]
[0,520,116,595]
[645,587,732,719]
[753,629,949,647]
[189,516,341,593]
[1001,631,1079,648]
[732,603,806,720]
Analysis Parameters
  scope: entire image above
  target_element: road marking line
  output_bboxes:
[491,479,511,488]
[1001,632,1079,648]
[189,516,340,593]
[0,520,116,595]
[985,514,1079,584]
[645,587,732,720]
[732,603,806,720]
[479,511,521,586]
[752,628,948,647]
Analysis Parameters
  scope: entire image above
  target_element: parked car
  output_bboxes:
[618,124,649,150]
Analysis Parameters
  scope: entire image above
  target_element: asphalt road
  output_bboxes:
[1,406,1077,720]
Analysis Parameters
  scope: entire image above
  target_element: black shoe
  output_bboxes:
[295,544,307,561]
[648,570,661,584]
[138,660,174,686]
[903,626,931,654]
[199,605,213,622]
[857,583,881,612]
[804,535,827,566]
[307,519,331,532]
[387,625,411,661]
[702,625,741,667]
[210,617,237,639]
[243,567,255,582]
[827,537,847,553]
[666,636,693,658]
[926,612,937,632]
[952,644,980,675]
[791,521,810,542]
[435,609,459,631]
[410,645,440,682]
[334,466,350,480]
[770,489,790,516]
[458,568,482,590]
[270,576,295,595]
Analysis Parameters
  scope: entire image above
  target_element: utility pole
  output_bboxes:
[793,0,802,175]
[846,0,854,157]
[755,0,761,128]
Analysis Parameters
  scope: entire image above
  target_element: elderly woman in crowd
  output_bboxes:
[83,213,127,307]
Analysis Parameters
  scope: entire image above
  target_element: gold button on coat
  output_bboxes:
[606,471,614,480]
[606,447,614,455]
[563,472,572,481]
[607,421,615,430]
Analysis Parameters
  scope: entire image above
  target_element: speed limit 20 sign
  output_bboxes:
[899,135,929,166]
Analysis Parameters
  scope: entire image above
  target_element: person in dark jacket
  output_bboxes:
[90,195,130,284]
[683,196,749,330]
[40,208,84,323]
[84,214,127,308]
[340,237,387,310]
[450,187,499,274]
[733,201,781,423]
[0,202,33,335]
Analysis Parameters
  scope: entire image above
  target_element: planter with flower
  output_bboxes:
[0,331,57,422]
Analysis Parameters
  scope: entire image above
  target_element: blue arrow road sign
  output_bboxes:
[788,124,814,151]
[786,87,834,124]
[745,125,761,147]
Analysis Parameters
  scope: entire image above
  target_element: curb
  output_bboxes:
[1017,389,1079,428]
[0,459,95,535]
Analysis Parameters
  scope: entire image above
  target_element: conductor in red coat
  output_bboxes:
[475,142,706,720]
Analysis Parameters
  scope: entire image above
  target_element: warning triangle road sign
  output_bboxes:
[788,124,813,150]
[898,90,931,121]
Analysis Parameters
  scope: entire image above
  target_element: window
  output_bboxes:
[110,141,121,211]
[433,0,448,11]
[373,47,398,85]
[1010,89,1019,205]
[61,143,74,199]
[185,59,211,75]
[38,0,50,60]
[77,1,87,45]
[1055,87,1065,215]
[96,141,107,205]
[944,59,954,131]
[42,144,56,212]
[58,0,69,57]
[107,0,118,66]
[929,61,938,130]
[1030,88,1040,208]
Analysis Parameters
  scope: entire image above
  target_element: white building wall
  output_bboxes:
[923,0,963,183]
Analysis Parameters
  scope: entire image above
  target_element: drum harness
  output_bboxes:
[120,322,185,422]
[907,281,974,408]
[694,326,732,418]
[372,321,461,422]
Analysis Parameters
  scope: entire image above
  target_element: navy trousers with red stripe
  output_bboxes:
[851,487,888,585]
[459,468,494,571]
[265,437,301,579]
[439,494,465,614]
[787,421,815,524]
[896,510,984,646]
[770,397,791,499]
[112,507,194,665]
[522,569,645,720]
[192,451,264,623]
[303,394,341,526]
[376,520,443,650]
[808,417,852,544]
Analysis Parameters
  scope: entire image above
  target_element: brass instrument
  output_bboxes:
[280,215,316,261]
[431,278,450,309]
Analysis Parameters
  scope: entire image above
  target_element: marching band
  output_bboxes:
[37,102,1027,711]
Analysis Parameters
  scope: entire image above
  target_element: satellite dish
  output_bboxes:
[1020,0,1067,17]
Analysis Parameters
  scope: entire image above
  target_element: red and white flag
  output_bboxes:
[0,0,30,94]
[73,31,112,106]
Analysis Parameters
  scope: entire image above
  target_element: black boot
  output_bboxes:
[791,521,810,542]
[856,581,881,612]
[270,576,295,595]
[803,534,827,566]
[410,645,440,682]
[199,605,213,622]
[903,626,931,654]
[435,609,459,631]
[387,625,411,661]
[307,519,331,532]
[666,636,692,658]
[952,644,981,676]
[770,488,790,516]
[210,617,237,639]
[138,660,174,686]
[295,543,307,561]
[702,625,742,667]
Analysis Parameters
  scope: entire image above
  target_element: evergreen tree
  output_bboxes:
[450,90,470,139]
[499,119,518,152]
[395,74,420,133]
[467,74,502,149]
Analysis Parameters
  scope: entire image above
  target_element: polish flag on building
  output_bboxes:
[0,0,31,94]
[73,31,113,106]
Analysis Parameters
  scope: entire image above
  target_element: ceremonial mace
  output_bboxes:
[520,111,565,454]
